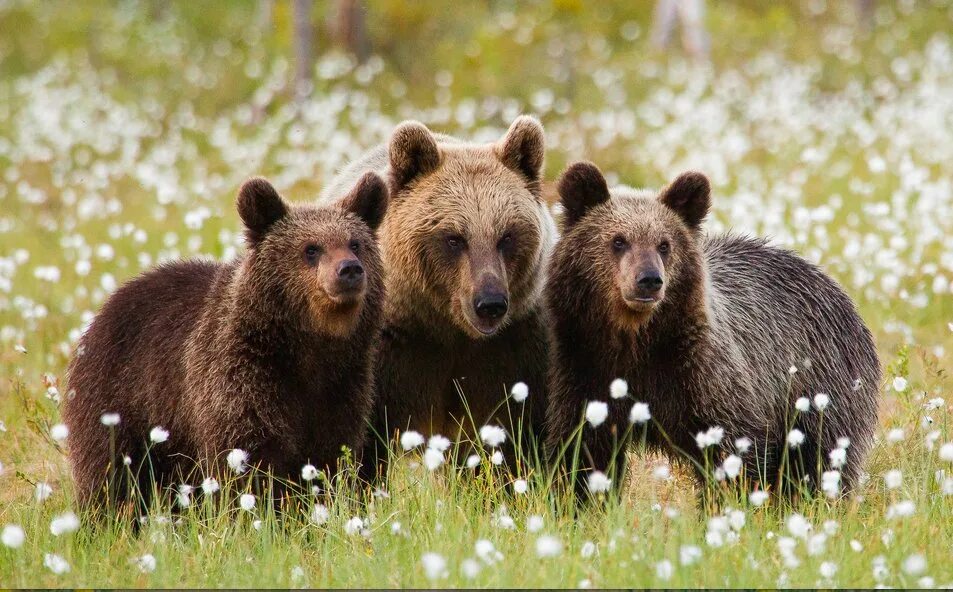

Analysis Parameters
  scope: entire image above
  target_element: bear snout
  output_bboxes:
[336,259,365,290]
[635,270,664,295]
[473,291,509,321]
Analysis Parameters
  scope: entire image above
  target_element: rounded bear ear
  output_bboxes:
[658,171,711,230]
[388,120,440,192]
[339,171,389,231]
[557,161,611,228]
[237,177,289,246]
[496,115,545,186]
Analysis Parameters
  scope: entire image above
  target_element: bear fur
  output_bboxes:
[321,117,556,475]
[544,162,880,497]
[64,173,388,509]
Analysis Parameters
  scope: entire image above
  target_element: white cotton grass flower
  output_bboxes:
[680,544,702,565]
[821,470,841,498]
[892,376,908,392]
[886,428,905,443]
[587,471,612,493]
[252,519,263,531]
[585,401,608,427]
[135,553,157,573]
[513,479,528,494]
[239,493,255,511]
[510,381,529,403]
[655,559,674,581]
[610,378,628,399]
[344,516,364,535]
[526,514,544,533]
[535,534,563,558]
[475,539,503,564]
[829,447,847,468]
[629,402,651,424]
[786,513,811,539]
[423,448,444,471]
[226,448,249,474]
[201,477,219,494]
[400,430,425,451]
[100,412,120,426]
[820,561,838,579]
[427,434,451,452]
[479,425,506,447]
[837,436,851,449]
[902,553,927,576]
[652,464,671,481]
[49,511,80,536]
[421,552,448,581]
[465,454,481,469]
[461,558,481,579]
[310,504,329,525]
[786,429,805,448]
[301,464,320,481]
[44,553,70,574]
[722,455,743,479]
[50,423,69,442]
[1,524,25,548]
[35,482,53,502]
[695,426,725,449]
[735,437,752,454]
[794,397,810,412]
[813,393,830,411]
[750,490,769,507]
[884,469,903,489]
[580,541,596,559]
[490,450,504,465]
[149,426,169,443]
[939,442,953,462]
[886,500,915,519]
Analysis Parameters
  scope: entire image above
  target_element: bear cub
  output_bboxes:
[64,173,388,509]
[545,162,880,498]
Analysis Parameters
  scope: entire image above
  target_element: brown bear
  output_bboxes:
[63,173,387,509]
[321,117,555,476]
[544,162,880,499]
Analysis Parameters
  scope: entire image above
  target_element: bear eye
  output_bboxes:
[498,233,514,250]
[446,234,466,252]
[658,241,671,254]
[612,236,628,252]
[304,244,320,263]
[349,240,361,253]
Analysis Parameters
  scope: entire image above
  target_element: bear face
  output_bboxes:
[237,172,387,337]
[554,162,711,334]
[381,117,548,338]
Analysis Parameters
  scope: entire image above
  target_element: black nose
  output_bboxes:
[337,259,364,288]
[636,271,663,293]
[474,292,508,321]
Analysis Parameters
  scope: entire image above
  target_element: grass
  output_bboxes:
[1,0,952,587]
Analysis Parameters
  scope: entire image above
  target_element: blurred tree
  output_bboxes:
[331,0,371,63]
[650,0,709,60]
[293,0,314,95]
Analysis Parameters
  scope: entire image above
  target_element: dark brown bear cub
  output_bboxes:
[545,162,880,499]
[64,173,387,509]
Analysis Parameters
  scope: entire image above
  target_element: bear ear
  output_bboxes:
[339,171,389,231]
[388,120,441,192]
[237,177,289,246]
[557,161,611,227]
[496,115,545,185]
[659,171,711,230]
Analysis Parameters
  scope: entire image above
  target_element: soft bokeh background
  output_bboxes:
[0,0,952,587]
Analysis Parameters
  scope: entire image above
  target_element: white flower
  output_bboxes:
[722,455,743,479]
[475,539,502,564]
[735,437,751,454]
[526,515,544,533]
[479,425,507,447]
[924,397,944,410]
[786,429,805,448]
[820,561,838,579]
[794,397,810,412]
[390,521,403,535]
[149,426,169,443]
[727,509,745,531]
[301,464,320,481]
[310,504,329,525]
[513,479,528,494]
[1,524,25,548]
[847,539,862,552]
[252,519,263,531]
[829,447,847,468]
[587,471,612,493]
[788,366,798,375]
[610,378,628,399]
[652,464,671,480]
[886,500,915,519]
[344,516,364,535]
[892,376,908,392]
[35,482,53,502]
[238,493,255,511]
[421,552,448,581]
[786,513,811,539]
[423,448,444,471]
[50,423,69,442]
[510,382,529,403]
[837,436,851,449]
[100,412,120,426]
[695,426,725,449]
[902,553,926,576]
[629,402,651,424]
[123,455,132,466]
[813,393,830,411]
[655,559,674,580]
[135,553,157,573]
[585,401,609,427]
[750,490,769,507]
[201,477,219,494]
[821,470,841,498]
[490,450,504,465]
[939,442,953,462]
[44,553,70,574]
[226,448,249,474]
[49,511,80,536]
[884,469,902,489]
[941,477,953,495]
[493,514,515,529]
[400,430,425,451]
[535,535,563,558]
[580,541,597,558]
[461,558,481,579]
[465,454,481,469]
[886,428,905,443]
[680,544,702,565]
[427,435,451,452]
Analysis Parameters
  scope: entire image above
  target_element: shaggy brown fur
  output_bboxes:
[322,117,556,476]
[63,174,387,509]
[545,162,880,498]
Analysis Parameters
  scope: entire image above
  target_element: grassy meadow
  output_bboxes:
[1,0,952,587]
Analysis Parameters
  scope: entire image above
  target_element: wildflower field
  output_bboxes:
[1,0,953,587]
